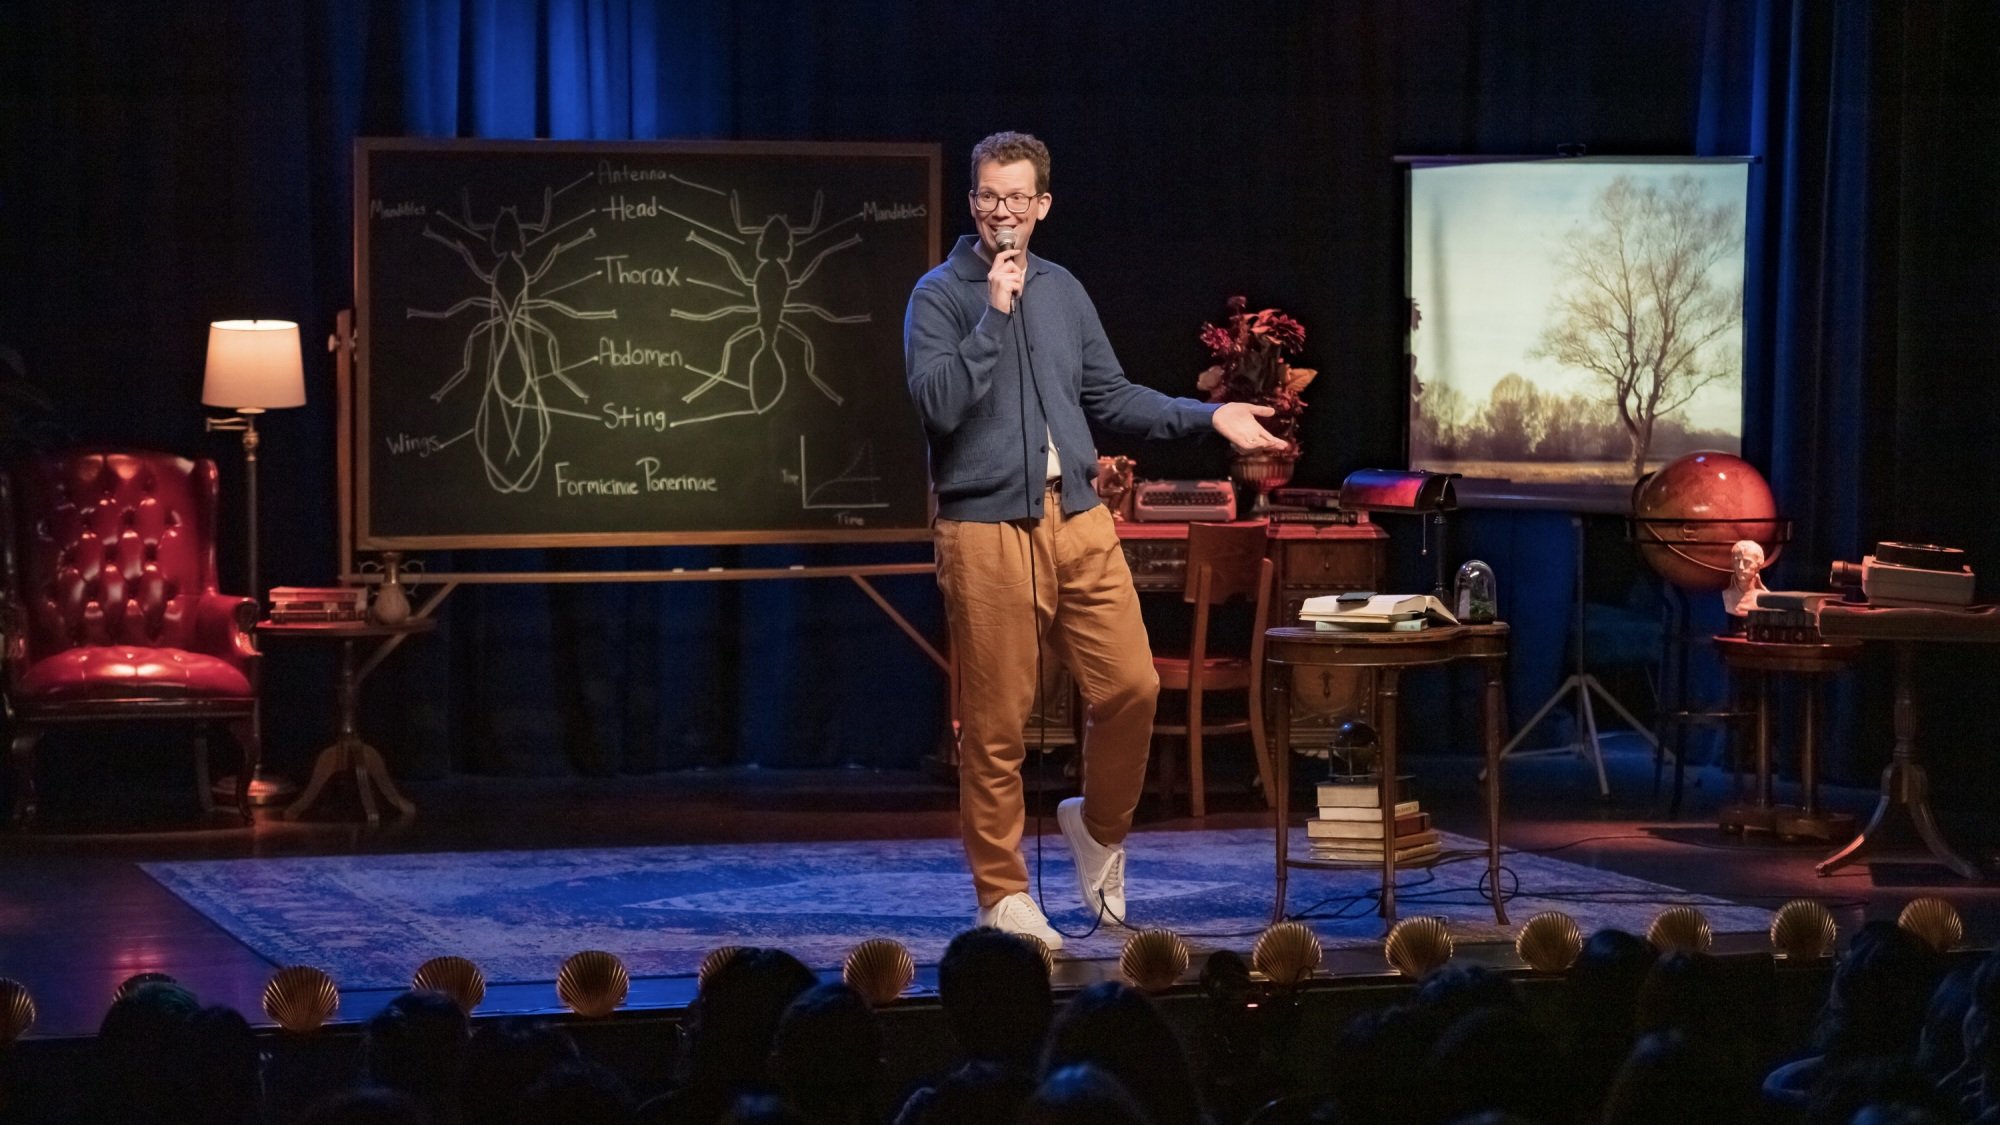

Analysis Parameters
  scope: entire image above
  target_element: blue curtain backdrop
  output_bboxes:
[3,1,1996,806]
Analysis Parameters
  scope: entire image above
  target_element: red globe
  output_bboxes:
[1631,451,1781,592]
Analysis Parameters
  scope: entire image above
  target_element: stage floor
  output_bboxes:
[3,737,1995,1039]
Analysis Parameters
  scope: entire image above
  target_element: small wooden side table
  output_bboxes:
[257,618,436,825]
[1815,603,1997,880]
[1713,636,1863,842]
[1264,622,1511,926]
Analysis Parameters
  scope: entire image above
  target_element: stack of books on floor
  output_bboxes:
[1306,777,1440,866]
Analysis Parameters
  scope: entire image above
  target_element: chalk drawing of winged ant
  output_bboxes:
[664,179,871,428]
[406,176,613,493]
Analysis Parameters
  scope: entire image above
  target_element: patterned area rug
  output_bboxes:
[143,828,1772,990]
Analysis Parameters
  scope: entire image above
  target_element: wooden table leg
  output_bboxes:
[1484,659,1507,925]
[283,636,417,825]
[1720,669,1778,833]
[1378,667,1401,924]
[1818,643,1979,878]
[284,741,345,820]
[1776,675,1855,843]
[352,738,380,826]
[358,742,417,820]
[1271,665,1292,925]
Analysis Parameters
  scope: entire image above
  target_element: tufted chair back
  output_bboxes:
[5,450,222,664]
[2,449,262,826]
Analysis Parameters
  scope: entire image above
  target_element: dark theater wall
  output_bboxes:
[3,3,1997,821]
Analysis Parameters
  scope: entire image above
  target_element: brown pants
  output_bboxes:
[935,489,1159,908]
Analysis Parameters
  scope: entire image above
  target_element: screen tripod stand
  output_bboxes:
[1491,514,1661,795]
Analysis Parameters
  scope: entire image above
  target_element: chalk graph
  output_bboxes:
[798,435,887,511]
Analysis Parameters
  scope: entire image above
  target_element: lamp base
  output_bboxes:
[211,767,298,807]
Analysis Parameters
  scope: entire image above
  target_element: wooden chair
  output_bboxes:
[1152,521,1274,818]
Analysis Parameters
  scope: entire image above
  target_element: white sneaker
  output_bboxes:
[1057,797,1127,925]
[977,891,1065,950]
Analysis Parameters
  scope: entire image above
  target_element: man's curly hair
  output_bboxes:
[970,131,1050,195]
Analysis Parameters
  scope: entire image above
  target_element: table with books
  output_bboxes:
[258,593,437,825]
[1264,603,1510,925]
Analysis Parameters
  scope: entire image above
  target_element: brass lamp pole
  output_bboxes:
[202,319,306,807]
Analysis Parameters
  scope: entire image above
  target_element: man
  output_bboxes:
[903,132,1287,945]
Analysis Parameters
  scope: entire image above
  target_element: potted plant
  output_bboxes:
[1195,296,1316,505]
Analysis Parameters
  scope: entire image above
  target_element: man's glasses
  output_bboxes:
[969,190,1041,215]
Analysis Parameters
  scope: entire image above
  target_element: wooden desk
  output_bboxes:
[1105,519,1388,753]
[1264,623,1510,926]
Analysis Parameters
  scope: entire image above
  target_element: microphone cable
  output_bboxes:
[1011,261,1116,945]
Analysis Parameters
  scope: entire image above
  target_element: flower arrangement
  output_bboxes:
[1195,296,1316,452]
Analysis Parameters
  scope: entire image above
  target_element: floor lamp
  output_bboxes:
[203,319,306,806]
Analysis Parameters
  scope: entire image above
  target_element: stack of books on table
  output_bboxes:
[1745,591,1840,644]
[1306,777,1441,865]
[1299,593,1458,633]
[267,586,368,624]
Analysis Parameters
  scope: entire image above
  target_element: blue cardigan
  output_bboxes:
[904,235,1218,522]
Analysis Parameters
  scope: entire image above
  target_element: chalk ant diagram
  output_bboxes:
[798,435,887,510]
[657,177,872,428]
[405,174,613,493]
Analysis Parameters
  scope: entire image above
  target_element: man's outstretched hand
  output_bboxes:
[1211,402,1290,454]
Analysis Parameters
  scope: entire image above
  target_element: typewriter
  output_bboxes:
[1131,479,1237,522]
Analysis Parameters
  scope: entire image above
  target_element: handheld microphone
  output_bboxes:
[995,228,1022,311]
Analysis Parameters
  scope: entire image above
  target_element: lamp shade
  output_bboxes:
[1339,468,1459,513]
[203,320,305,410]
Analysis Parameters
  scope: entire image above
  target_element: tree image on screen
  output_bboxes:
[1531,174,1743,479]
[1407,161,1747,489]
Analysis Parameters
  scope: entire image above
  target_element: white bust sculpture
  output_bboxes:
[1724,539,1767,617]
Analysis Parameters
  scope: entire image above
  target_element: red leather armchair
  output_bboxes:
[1,450,261,825]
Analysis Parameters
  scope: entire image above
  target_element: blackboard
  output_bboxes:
[353,139,939,549]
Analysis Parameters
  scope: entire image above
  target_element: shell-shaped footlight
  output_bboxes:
[0,979,35,1044]
[1646,907,1713,955]
[412,956,487,1014]
[113,971,179,1004]
[557,951,629,1019]
[1384,916,1454,978]
[697,946,747,990]
[1252,922,1322,987]
[1014,932,1057,978]
[843,939,916,1007]
[262,966,339,1033]
[1769,901,1837,962]
[1119,929,1190,993]
[1898,897,1963,954]
[1514,912,1583,974]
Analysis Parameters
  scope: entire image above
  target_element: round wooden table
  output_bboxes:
[1712,635,1862,842]
[257,617,436,825]
[1264,622,1510,926]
